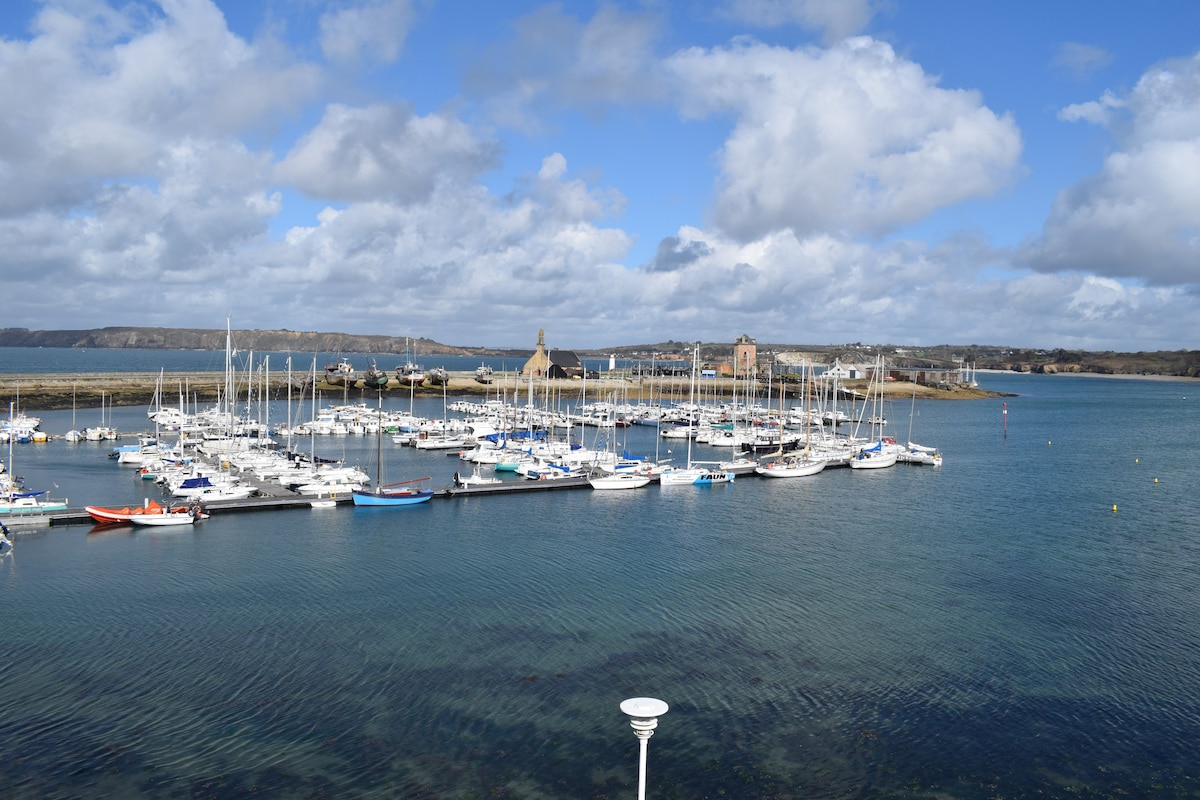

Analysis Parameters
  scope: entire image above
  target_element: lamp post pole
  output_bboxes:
[620,697,669,800]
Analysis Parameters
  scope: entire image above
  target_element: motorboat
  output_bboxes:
[129,505,209,526]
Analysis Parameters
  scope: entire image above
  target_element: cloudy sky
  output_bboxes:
[2,0,1199,350]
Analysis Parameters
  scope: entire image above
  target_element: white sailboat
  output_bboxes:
[1,402,69,523]
[588,390,651,490]
[899,380,943,465]
[64,382,83,442]
[660,344,734,486]
[850,355,899,470]
[757,361,827,478]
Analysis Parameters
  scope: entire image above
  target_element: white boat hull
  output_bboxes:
[849,450,899,469]
[756,458,826,478]
[129,511,207,526]
[659,468,734,486]
[589,473,651,490]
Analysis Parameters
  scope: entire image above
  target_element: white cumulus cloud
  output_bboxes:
[275,103,500,203]
[666,36,1023,242]
[1023,51,1200,286]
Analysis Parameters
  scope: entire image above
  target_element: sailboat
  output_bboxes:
[64,382,83,442]
[352,384,433,507]
[899,380,943,466]
[659,344,734,486]
[756,360,827,478]
[588,392,651,490]
[84,390,117,440]
[850,355,899,470]
[1,401,69,521]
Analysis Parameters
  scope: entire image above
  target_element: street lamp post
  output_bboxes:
[620,697,669,800]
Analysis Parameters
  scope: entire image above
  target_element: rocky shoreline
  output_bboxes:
[2,370,1004,411]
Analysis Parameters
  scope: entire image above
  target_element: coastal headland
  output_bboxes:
[2,371,1003,411]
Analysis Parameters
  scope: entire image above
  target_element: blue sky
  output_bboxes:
[2,0,1199,350]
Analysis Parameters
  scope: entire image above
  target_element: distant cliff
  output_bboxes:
[0,327,478,355]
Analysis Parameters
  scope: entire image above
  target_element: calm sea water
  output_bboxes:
[2,364,1199,799]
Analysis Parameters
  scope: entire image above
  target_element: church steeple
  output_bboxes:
[523,328,551,376]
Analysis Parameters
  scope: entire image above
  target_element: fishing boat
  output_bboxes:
[324,358,355,387]
[475,363,494,384]
[361,361,389,390]
[426,366,449,386]
[396,363,426,386]
[395,338,426,386]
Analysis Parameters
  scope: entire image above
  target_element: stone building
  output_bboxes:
[522,329,551,376]
[733,334,757,377]
[521,329,583,379]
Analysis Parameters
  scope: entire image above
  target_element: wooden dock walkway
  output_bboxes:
[23,472,596,529]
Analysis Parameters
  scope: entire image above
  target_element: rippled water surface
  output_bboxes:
[2,370,1199,798]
